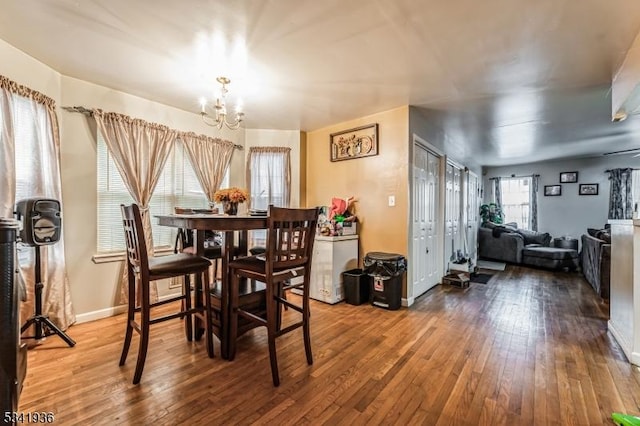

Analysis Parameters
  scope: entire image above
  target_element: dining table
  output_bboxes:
[155,213,268,359]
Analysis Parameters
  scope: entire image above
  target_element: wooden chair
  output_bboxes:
[120,204,212,384]
[228,206,319,386]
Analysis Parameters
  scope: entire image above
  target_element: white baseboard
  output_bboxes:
[402,297,414,307]
[608,319,632,363]
[75,304,127,324]
[74,292,182,324]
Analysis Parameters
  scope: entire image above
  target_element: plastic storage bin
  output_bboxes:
[364,252,407,310]
[342,269,370,305]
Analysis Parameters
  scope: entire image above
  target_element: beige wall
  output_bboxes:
[306,106,410,268]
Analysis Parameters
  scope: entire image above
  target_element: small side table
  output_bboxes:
[553,237,578,251]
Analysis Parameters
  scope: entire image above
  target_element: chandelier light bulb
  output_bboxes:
[200,76,244,130]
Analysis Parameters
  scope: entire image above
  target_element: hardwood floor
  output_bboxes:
[19,266,640,425]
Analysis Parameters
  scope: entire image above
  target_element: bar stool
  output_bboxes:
[228,206,319,386]
[120,203,212,384]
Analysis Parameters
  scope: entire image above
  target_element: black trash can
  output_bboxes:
[343,269,370,305]
[364,252,407,310]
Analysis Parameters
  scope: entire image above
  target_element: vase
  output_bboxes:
[223,201,238,216]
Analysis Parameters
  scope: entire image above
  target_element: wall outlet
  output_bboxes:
[388,195,395,207]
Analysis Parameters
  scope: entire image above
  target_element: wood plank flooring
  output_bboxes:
[19,266,640,425]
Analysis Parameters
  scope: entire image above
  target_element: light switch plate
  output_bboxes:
[388,195,395,207]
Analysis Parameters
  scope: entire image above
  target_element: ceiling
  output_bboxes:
[2,0,640,166]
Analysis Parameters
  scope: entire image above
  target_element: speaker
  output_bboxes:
[15,198,61,246]
[0,218,26,414]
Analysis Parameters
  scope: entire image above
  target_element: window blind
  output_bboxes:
[96,134,212,253]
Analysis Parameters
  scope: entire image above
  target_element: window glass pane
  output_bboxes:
[248,150,289,246]
[500,177,531,230]
[96,135,208,253]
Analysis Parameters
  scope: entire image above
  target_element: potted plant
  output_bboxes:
[479,203,503,224]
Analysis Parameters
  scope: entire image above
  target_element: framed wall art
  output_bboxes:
[544,185,562,196]
[330,123,378,162]
[579,183,598,195]
[559,171,578,183]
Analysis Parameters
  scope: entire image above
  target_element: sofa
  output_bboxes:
[478,222,580,270]
[478,222,553,264]
[581,229,611,299]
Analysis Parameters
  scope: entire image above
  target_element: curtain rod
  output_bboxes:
[605,168,639,172]
[61,105,243,150]
[489,174,540,180]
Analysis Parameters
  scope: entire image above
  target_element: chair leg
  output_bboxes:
[119,270,136,366]
[228,272,240,361]
[133,295,150,385]
[302,279,313,366]
[184,274,193,342]
[267,284,280,387]
[203,269,214,358]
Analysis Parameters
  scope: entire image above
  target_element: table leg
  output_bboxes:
[220,230,234,359]
[194,229,205,341]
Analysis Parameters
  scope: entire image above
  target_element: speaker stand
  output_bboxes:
[20,245,75,347]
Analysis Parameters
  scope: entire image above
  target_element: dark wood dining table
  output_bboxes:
[155,213,268,359]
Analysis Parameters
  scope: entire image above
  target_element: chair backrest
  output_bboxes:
[266,206,319,273]
[121,204,149,275]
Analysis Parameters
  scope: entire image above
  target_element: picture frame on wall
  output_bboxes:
[544,185,562,196]
[330,123,378,162]
[579,183,599,195]
[559,171,578,183]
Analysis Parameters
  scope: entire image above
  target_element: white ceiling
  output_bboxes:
[2,0,640,166]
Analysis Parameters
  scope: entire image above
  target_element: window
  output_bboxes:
[96,134,220,253]
[248,150,289,210]
[247,148,291,247]
[12,96,52,203]
[500,177,531,230]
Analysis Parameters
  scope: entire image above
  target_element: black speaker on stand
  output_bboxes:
[15,198,75,347]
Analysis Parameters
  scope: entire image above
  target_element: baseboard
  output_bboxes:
[608,319,632,363]
[402,297,414,307]
[75,304,127,324]
[74,292,182,324]
[632,351,640,366]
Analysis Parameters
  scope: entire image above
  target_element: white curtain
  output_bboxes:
[246,147,291,210]
[0,75,75,331]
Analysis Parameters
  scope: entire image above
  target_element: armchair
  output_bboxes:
[478,226,525,264]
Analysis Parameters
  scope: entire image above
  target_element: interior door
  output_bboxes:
[444,162,462,267]
[412,144,440,298]
[466,171,480,265]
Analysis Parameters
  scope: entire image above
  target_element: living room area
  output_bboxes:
[480,154,636,296]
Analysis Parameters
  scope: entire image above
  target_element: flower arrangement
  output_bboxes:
[213,187,248,203]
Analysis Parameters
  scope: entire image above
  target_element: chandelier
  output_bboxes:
[200,76,245,130]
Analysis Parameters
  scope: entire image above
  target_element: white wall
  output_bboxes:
[483,156,640,246]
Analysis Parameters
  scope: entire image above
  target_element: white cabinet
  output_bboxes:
[309,235,359,304]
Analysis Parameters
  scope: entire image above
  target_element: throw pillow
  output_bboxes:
[516,229,551,246]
